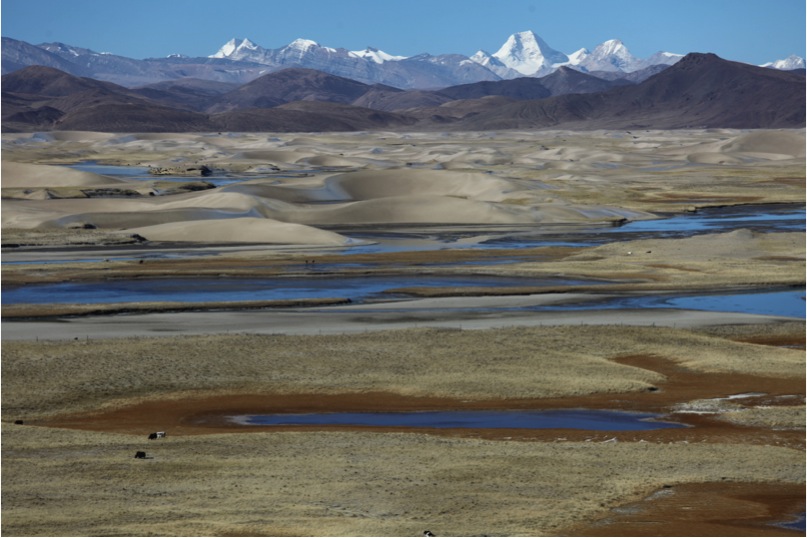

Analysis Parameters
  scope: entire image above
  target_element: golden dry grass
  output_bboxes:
[3,324,805,535]
[2,423,803,537]
[4,324,804,420]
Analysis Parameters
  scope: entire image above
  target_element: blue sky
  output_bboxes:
[2,0,805,65]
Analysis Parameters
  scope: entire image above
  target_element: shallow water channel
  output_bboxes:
[344,203,806,252]
[66,161,247,187]
[233,409,687,430]
[3,198,804,319]
[3,276,803,318]
[1,275,595,305]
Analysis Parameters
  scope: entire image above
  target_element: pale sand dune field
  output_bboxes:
[1,129,804,536]
[2,129,804,245]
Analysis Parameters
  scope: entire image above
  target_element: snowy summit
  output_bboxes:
[210,38,260,59]
[200,31,797,90]
[490,30,569,76]
[350,47,407,64]
[760,54,806,70]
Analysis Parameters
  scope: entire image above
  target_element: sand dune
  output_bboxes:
[282,194,536,225]
[43,131,117,142]
[720,130,806,159]
[661,129,806,162]
[124,217,352,245]
[236,150,315,163]
[2,129,802,244]
[325,169,517,201]
[686,152,746,164]
[301,155,362,167]
[1,161,126,188]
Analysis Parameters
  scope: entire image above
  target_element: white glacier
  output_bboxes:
[349,47,407,63]
[761,54,805,70]
[491,30,569,76]
[210,38,260,59]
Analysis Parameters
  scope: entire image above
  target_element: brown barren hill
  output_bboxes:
[206,67,375,113]
[1,66,214,132]
[3,53,804,132]
[451,53,807,130]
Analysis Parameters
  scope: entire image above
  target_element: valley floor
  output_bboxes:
[2,129,804,536]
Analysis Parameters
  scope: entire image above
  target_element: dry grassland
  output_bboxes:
[2,324,805,536]
[2,424,802,537]
[2,325,805,419]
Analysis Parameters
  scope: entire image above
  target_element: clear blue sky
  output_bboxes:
[2,0,805,65]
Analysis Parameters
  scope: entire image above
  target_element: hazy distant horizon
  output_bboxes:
[2,0,805,66]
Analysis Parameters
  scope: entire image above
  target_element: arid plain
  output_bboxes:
[2,128,805,536]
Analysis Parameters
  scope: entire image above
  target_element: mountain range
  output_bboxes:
[2,30,804,90]
[2,51,804,133]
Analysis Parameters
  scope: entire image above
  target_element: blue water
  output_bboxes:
[775,512,806,532]
[272,203,804,254]
[0,275,589,305]
[240,409,687,430]
[618,206,806,235]
[68,162,152,177]
[646,290,805,318]
[66,161,243,186]
[540,289,806,319]
[475,205,805,250]
[3,275,803,319]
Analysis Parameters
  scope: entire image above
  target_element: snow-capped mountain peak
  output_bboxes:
[580,39,638,71]
[210,38,260,59]
[349,46,406,64]
[288,38,319,51]
[569,38,683,73]
[566,48,590,66]
[597,39,629,56]
[41,42,83,57]
[492,30,569,76]
[761,54,806,70]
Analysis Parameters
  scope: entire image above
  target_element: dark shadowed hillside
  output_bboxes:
[210,101,418,132]
[450,53,806,130]
[1,66,214,132]
[2,53,804,132]
[54,103,214,132]
[1,65,132,97]
[1,65,421,133]
[538,66,631,96]
[350,87,453,112]
[132,79,239,112]
[437,77,552,101]
[207,68,377,113]
[1,38,87,76]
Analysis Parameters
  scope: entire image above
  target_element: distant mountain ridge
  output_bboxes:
[2,31,802,90]
[3,53,804,133]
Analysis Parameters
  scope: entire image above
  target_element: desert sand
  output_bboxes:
[3,129,804,245]
[2,128,805,537]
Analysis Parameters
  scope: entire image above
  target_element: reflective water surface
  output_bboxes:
[235,409,688,430]
[1,275,597,305]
